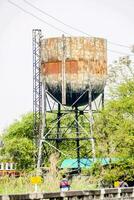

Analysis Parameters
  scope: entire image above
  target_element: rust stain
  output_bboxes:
[43,61,61,75]
[66,60,78,73]
[41,37,107,77]
[42,60,78,75]
[42,59,107,76]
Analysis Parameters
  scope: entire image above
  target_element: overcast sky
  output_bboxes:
[0,0,134,132]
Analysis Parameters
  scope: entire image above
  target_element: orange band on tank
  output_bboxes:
[42,60,78,75]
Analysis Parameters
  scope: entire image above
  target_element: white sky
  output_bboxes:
[0,0,134,132]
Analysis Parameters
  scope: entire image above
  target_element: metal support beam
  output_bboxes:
[56,104,61,148]
[88,83,96,160]
[37,81,46,171]
[45,137,94,141]
[102,89,104,109]
[33,29,42,144]
[75,106,80,172]
[61,34,66,105]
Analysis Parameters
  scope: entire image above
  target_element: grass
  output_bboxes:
[0,174,98,194]
[0,154,98,194]
[0,176,31,194]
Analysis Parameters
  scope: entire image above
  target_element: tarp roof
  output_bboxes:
[60,158,118,169]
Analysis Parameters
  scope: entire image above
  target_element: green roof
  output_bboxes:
[61,158,92,168]
[60,158,118,169]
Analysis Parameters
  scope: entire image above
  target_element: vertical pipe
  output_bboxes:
[75,106,80,172]
[88,82,96,160]
[62,34,66,105]
[37,81,46,173]
[56,103,61,148]
[102,89,104,109]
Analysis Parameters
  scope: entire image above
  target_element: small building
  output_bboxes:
[0,162,20,177]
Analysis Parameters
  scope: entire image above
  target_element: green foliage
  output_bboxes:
[81,161,102,177]
[110,79,134,115]
[1,113,36,170]
[1,137,36,170]
[94,79,134,182]
[100,158,134,185]
[4,113,34,140]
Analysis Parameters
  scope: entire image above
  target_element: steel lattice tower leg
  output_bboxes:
[75,106,80,172]
[32,29,42,166]
[88,83,96,160]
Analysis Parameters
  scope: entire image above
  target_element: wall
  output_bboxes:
[0,187,134,200]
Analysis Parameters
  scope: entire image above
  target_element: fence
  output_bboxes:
[0,187,134,200]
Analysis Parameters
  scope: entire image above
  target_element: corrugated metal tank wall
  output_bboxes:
[41,36,107,106]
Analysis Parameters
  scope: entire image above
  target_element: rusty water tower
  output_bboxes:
[41,36,107,106]
[32,30,107,171]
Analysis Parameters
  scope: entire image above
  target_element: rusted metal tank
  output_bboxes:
[41,36,107,106]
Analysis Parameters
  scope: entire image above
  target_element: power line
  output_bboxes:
[24,0,131,49]
[8,0,69,35]
[8,0,134,57]
[107,49,134,56]
[24,0,92,37]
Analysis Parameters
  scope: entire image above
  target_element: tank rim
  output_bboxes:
[41,36,106,41]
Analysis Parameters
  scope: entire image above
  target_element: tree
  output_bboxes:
[1,137,36,170]
[3,113,34,140]
[0,113,36,170]
[94,79,134,181]
[106,56,134,99]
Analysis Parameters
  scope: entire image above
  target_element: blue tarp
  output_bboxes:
[60,158,118,169]
[61,158,92,168]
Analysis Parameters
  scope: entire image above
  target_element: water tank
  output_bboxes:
[41,36,107,106]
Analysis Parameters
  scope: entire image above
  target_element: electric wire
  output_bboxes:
[108,49,133,56]
[8,0,134,58]
[24,0,134,56]
[24,0,131,49]
[8,0,69,35]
